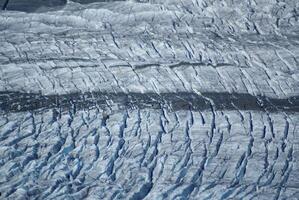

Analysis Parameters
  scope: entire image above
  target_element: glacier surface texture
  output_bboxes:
[0,0,299,199]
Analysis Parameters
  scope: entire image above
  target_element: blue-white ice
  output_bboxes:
[0,0,298,199]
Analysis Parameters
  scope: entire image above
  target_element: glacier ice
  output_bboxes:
[0,0,298,199]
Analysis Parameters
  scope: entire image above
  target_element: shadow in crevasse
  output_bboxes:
[0,0,130,12]
[1,0,9,10]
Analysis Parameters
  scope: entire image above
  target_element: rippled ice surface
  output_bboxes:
[1,108,298,199]
[0,0,299,199]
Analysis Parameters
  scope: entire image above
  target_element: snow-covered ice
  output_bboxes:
[0,0,298,199]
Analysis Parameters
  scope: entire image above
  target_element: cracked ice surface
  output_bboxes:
[0,0,299,199]
[0,0,298,98]
[0,109,299,199]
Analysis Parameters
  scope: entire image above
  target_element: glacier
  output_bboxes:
[0,0,298,199]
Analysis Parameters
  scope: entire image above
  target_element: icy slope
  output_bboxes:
[0,108,299,199]
[0,0,299,199]
[0,0,298,98]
